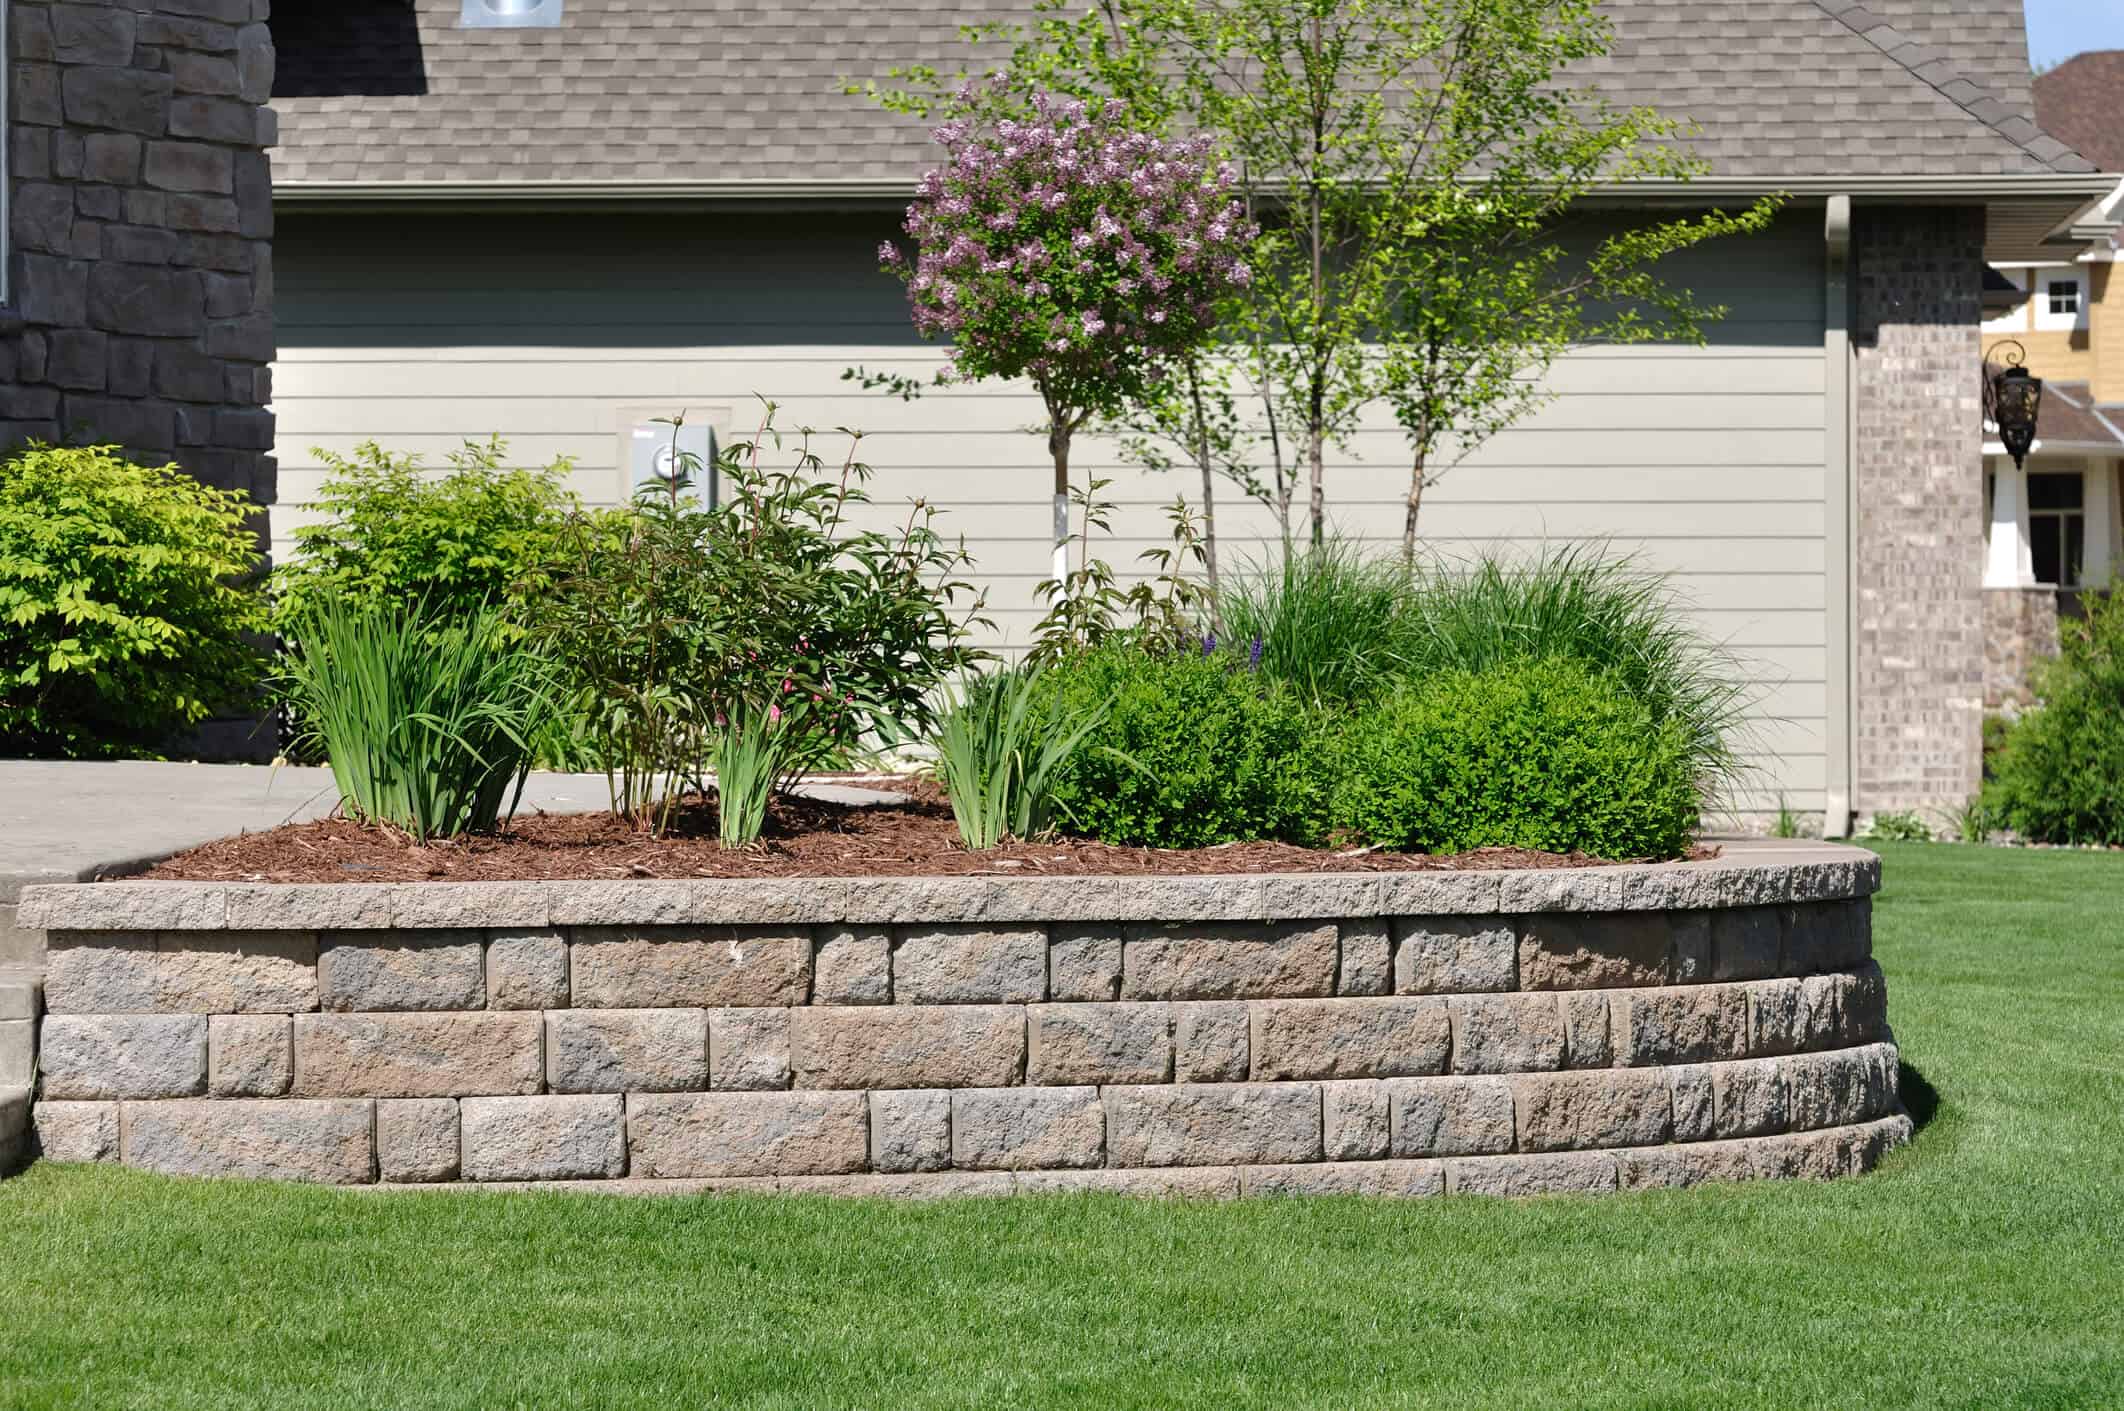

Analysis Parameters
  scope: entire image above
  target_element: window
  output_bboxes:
[2033,267,2089,332]
[2028,471,2085,588]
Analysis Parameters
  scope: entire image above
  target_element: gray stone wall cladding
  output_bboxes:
[20,861,1910,1198]
[1853,205,1987,821]
[3,0,275,504]
[1981,587,2060,712]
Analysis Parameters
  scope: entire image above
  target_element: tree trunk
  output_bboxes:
[1307,12,1327,551]
[1402,447,1427,564]
[1187,363,1220,597]
[1049,421,1071,603]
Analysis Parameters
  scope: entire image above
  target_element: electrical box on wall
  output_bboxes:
[618,407,727,507]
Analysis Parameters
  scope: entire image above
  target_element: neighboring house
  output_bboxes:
[248,1,2111,834]
[1972,50,2124,706]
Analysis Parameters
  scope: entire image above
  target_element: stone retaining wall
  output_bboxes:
[14,846,1910,1198]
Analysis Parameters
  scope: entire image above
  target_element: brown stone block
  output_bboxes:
[626,1091,868,1178]
[570,927,811,1008]
[1251,997,1449,1081]
[293,1012,541,1098]
[951,1087,1104,1170]
[1027,1003,1170,1086]
[1510,1069,1672,1152]
[1120,921,1337,1000]
[789,1005,1024,1090]
[121,1098,373,1184]
[1104,1083,1321,1168]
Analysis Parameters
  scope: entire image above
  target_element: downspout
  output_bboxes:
[1822,196,1856,838]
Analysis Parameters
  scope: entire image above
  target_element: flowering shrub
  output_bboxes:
[883,84,1257,588]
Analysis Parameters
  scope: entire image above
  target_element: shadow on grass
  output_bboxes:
[1899,1060,1939,1135]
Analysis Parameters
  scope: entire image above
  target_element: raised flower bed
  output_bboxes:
[19,840,1906,1197]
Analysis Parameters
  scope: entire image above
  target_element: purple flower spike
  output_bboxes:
[1202,632,1216,657]
[1248,636,1263,671]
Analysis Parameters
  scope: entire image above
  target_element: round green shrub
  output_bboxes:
[0,444,267,758]
[1985,590,2124,846]
[1329,656,1700,859]
[1041,643,1332,848]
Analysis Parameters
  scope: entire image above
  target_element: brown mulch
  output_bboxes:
[136,781,1717,884]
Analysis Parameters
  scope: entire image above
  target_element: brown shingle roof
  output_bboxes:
[268,0,2094,187]
[2034,50,2124,173]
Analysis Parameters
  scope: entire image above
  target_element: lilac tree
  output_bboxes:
[882,84,1256,596]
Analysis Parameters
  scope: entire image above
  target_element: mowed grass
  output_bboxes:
[2,843,2120,1410]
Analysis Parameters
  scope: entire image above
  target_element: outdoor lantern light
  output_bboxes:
[1988,340,2043,471]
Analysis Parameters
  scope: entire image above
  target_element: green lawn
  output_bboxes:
[3,843,2120,1410]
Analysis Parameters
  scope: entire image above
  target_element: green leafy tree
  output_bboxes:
[0,445,267,758]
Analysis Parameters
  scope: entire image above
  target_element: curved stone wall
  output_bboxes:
[15,842,1908,1196]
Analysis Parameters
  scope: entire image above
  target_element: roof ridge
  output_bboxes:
[1810,0,2096,173]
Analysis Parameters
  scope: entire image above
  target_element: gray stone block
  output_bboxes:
[1385,1075,1514,1157]
[893,925,1047,1004]
[1446,994,1566,1074]
[626,1091,868,1178]
[546,1009,707,1094]
[168,95,256,146]
[1336,920,1391,996]
[293,1012,542,1099]
[813,927,891,1005]
[208,1013,290,1097]
[1322,1079,1389,1160]
[1711,1055,1787,1139]
[1393,918,1516,993]
[1172,1002,1248,1082]
[1250,997,1450,1081]
[545,881,691,927]
[0,1019,33,1087]
[708,1007,791,1091]
[462,1095,625,1182]
[1670,1064,1716,1142]
[1710,906,1781,981]
[1558,991,1613,1069]
[318,931,483,1012]
[1511,1069,1671,1152]
[869,1088,950,1173]
[789,1004,1024,1090]
[143,139,233,194]
[225,884,392,931]
[1027,1003,1170,1085]
[46,931,315,1015]
[1048,925,1122,1002]
[1241,1160,1444,1198]
[1612,985,1748,1066]
[62,65,173,135]
[52,4,138,65]
[89,260,204,337]
[1014,1166,1241,1198]
[39,1014,206,1099]
[1518,914,1672,991]
[123,1098,374,1184]
[377,1098,460,1183]
[1783,1044,1898,1132]
[570,928,810,1008]
[394,883,549,930]
[486,930,568,1009]
[1104,1083,1321,1168]
[1445,1151,1618,1197]
[1121,921,1338,1001]
[951,1086,1103,1170]
[780,1172,1016,1199]
[33,1099,120,1163]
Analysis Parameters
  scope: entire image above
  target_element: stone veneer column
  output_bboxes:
[3,0,276,505]
[1852,206,1986,822]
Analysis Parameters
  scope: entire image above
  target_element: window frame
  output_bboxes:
[2033,266,2089,333]
[2027,469,2087,588]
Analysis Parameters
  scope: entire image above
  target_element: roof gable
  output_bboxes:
[2035,51,2124,173]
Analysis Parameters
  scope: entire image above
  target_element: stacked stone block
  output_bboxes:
[15,853,1909,1198]
[4,0,275,502]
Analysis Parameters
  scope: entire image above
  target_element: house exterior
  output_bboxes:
[236,3,2118,831]
[1973,50,2124,707]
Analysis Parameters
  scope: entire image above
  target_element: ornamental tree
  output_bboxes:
[882,83,1256,594]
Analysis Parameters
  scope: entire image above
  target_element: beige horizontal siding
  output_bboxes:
[271,209,1829,822]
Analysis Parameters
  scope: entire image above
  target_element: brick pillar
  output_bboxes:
[1852,207,1986,822]
[3,0,276,506]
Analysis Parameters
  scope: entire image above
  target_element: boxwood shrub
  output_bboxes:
[1327,656,1700,859]
[1039,643,1332,849]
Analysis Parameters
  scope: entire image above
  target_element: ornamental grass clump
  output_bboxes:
[932,666,1111,850]
[884,83,1257,590]
[275,599,557,841]
[1214,539,1419,705]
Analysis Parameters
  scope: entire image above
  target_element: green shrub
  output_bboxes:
[1399,546,1749,802]
[1860,810,1933,843]
[276,598,557,840]
[1985,589,2124,845]
[1328,657,1699,859]
[1214,538,1416,704]
[1040,642,1331,848]
[0,444,266,758]
[271,438,579,634]
[536,409,985,833]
